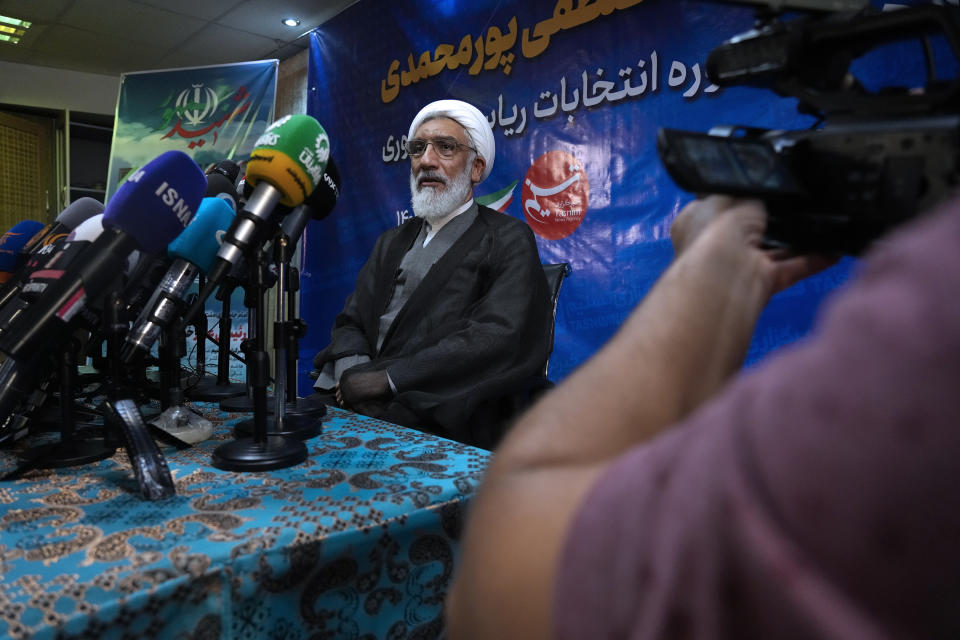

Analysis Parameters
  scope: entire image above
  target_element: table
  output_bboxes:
[0,405,491,639]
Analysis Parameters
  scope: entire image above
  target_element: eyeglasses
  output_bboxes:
[405,136,476,158]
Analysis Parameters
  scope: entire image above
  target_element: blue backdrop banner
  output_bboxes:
[298,0,947,395]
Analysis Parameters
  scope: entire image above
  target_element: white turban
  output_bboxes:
[407,99,495,183]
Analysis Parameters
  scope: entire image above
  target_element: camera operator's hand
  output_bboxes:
[671,195,837,299]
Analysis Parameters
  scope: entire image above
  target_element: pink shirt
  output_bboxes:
[555,199,960,640]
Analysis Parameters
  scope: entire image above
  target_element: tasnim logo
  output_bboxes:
[522,150,590,240]
[299,132,332,183]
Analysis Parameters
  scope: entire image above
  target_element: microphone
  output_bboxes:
[23,214,115,295]
[18,215,142,308]
[205,159,241,211]
[0,220,47,283]
[303,155,340,223]
[185,115,329,323]
[278,157,342,245]
[122,196,236,362]
[0,214,112,338]
[0,150,206,365]
[0,199,104,314]
[19,197,104,258]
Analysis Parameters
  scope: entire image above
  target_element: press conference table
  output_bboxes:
[0,404,491,639]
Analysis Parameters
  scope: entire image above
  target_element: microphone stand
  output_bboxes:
[185,276,245,401]
[281,264,328,420]
[1,338,115,480]
[146,318,212,446]
[220,312,258,413]
[233,228,324,440]
[188,274,218,389]
[211,245,307,471]
[0,292,178,495]
[2,289,131,478]
[219,262,277,413]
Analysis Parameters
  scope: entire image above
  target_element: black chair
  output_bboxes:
[506,262,570,406]
[540,262,571,378]
[473,262,571,449]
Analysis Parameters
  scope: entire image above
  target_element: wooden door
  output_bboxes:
[0,110,54,231]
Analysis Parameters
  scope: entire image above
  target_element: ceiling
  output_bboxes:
[0,0,358,77]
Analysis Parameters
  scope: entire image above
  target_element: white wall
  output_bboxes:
[0,61,120,115]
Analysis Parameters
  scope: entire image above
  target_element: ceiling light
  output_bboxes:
[0,14,29,43]
[282,17,300,27]
[0,15,30,28]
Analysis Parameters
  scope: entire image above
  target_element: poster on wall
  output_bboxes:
[108,60,277,382]
[299,0,952,396]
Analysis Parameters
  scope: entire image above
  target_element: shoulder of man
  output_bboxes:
[476,204,532,234]
[389,215,425,234]
[373,215,423,246]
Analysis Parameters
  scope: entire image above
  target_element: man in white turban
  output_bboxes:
[312,99,551,449]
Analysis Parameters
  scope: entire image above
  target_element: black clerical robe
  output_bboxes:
[314,205,552,448]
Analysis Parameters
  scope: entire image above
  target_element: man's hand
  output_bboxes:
[337,369,392,410]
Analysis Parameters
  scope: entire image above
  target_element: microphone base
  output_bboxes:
[3,439,116,480]
[232,402,325,441]
[183,373,218,388]
[219,393,271,413]
[185,380,246,401]
[284,395,329,418]
[36,439,116,467]
[210,435,307,472]
[219,393,323,415]
[31,403,102,433]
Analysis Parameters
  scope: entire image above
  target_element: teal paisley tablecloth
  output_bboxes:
[0,405,491,639]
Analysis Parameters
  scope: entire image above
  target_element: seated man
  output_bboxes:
[447,194,960,639]
[313,99,551,449]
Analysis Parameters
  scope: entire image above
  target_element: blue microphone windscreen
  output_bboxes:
[104,150,207,253]
[168,197,236,275]
[56,197,105,229]
[0,220,47,272]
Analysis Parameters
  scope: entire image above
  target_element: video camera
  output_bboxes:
[657,1,960,254]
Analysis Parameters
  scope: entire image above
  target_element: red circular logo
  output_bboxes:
[521,150,590,240]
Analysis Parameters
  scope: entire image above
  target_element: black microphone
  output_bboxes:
[206,158,241,212]
[279,156,342,245]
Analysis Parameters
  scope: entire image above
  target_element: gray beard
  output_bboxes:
[409,164,473,221]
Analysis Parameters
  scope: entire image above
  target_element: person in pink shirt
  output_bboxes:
[447,194,960,640]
